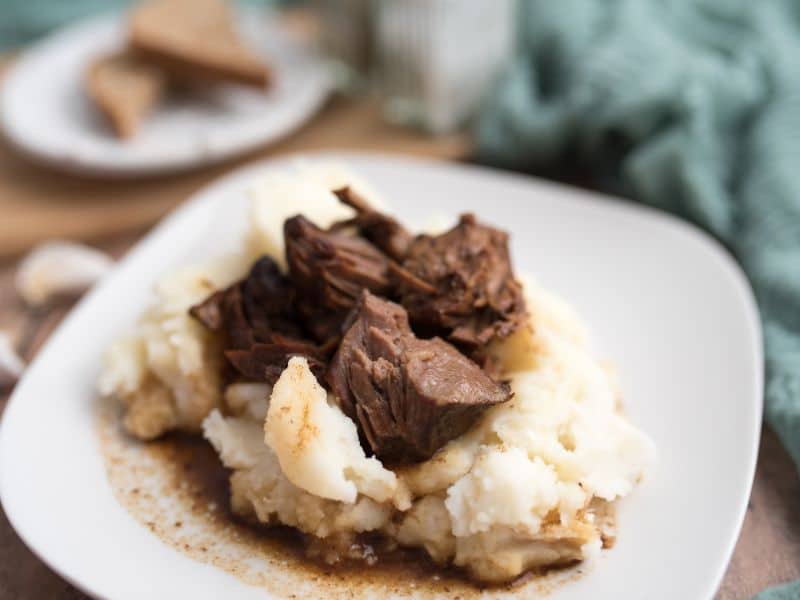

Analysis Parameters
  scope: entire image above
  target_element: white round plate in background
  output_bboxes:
[0,12,332,177]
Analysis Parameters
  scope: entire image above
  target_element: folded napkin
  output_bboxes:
[477,1,800,597]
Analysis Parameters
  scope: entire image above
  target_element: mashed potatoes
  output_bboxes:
[97,257,247,439]
[99,165,654,583]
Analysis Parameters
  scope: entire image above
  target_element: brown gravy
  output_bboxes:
[96,405,585,599]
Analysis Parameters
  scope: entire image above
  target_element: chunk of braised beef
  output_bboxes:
[284,215,393,345]
[189,256,325,384]
[239,255,304,340]
[332,186,414,261]
[190,257,300,345]
[225,337,327,384]
[391,214,526,353]
[327,291,511,463]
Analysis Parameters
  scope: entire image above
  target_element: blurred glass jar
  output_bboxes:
[372,0,516,134]
[312,0,373,93]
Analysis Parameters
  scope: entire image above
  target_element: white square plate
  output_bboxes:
[0,153,762,599]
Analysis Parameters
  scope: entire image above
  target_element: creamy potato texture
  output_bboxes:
[99,165,655,583]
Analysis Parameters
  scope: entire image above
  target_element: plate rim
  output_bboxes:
[0,151,764,599]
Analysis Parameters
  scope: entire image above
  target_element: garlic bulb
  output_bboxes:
[0,332,25,388]
[15,241,114,306]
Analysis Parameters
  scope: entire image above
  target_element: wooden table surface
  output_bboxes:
[0,46,471,260]
[0,95,469,259]
[0,71,798,600]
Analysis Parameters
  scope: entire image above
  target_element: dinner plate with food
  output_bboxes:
[0,154,761,599]
[0,0,331,176]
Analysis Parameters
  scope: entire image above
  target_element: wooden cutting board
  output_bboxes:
[0,57,470,260]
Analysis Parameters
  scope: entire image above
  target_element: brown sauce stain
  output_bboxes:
[96,402,586,599]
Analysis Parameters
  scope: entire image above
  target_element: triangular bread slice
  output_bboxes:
[129,0,270,88]
[85,52,166,139]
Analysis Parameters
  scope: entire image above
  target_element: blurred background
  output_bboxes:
[0,0,514,134]
[0,0,283,50]
[0,1,799,599]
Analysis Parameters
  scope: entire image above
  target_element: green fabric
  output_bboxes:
[0,0,129,50]
[0,0,282,51]
[477,1,800,597]
[756,581,800,600]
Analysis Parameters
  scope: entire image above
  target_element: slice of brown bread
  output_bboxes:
[129,0,271,88]
[85,52,166,139]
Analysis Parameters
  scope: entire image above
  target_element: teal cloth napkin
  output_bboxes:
[477,1,800,597]
[0,1,129,50]
[0,0,282,51]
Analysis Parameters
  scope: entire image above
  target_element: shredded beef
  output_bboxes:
[332,186,414,261]
[190,200,526,464]
[284,215,393,346]
[391,214,526,352]
[189,256,326,384]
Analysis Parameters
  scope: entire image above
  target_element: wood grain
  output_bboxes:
[0,238,798,599]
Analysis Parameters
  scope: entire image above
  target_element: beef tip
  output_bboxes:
[328,291,511,463]
[391,214,526,352]
[189,256,325,384]
[190,256,301,348]
[332,186,414,261]
[239,255,304,340]
[284,215,393,345]
[225,337,327,385]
